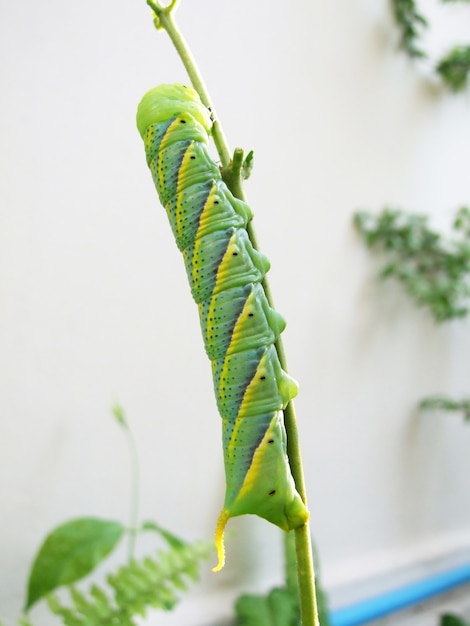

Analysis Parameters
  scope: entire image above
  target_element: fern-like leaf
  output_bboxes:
[47,540,212,626]
[354,207,470,322]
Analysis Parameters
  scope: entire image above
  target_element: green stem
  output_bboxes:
[112,405,140,562]
[125,424,140,561]
[145,3,318,624]
[147,0,231,167]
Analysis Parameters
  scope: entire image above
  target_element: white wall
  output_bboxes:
[1,0,470,624]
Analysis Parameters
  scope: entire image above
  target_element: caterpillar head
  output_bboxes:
[136,83,212,138]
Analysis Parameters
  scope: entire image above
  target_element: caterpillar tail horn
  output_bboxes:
[213,509,230,572]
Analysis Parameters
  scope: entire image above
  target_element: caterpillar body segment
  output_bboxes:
[136,83,309,570]
[198,283,287,360]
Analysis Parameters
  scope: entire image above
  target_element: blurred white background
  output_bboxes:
[1,0,470,624]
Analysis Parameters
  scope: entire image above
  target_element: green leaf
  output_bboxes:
[354,206,470,323]
[112,404,128,428]
[235,587,299,626]
[420,394,470,423]
[441,614,470,626]
[242,150,254,180]
[391,0,428,57]
[141,521,188,549]
[25,517,124,610]
[436,46,470,92]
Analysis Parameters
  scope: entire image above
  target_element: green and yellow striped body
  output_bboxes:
[136,84,309,569]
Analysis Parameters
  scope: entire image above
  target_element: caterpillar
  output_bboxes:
[136,84,309,571]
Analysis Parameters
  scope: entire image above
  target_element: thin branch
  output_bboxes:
[143,3,318,624]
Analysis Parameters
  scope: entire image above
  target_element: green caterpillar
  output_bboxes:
[136,84,309,570]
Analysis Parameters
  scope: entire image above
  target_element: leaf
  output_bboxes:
[436,46,470,92]
[141,521,187,549]
[391,0,428,57]
[112,404,128,428]
[441,614,470,626]
[354,206,470,323]
[235,587,299,626]
[242,150,254,180]
[420,394,470,423]
[25,517,124,610]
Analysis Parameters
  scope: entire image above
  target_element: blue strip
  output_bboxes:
[329,562,470,626]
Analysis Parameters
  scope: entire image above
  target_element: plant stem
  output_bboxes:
[125,424,140,561]
[146,3,318,624]
[112,405,140,561]
[147,1,231,167]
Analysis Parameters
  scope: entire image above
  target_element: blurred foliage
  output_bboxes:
[420,395,470,422]
[356,207,470,428]
[235,587,300,626]
[15,408,213,626]
[22,517,211,626]
[46,538,212,626]
[234,532,331,626]
[25,518,125,610]
[391,0,470,91]
[354,207,470,323]
[441,614,470,626]
[391,0,428,57]
[437,46,470,91]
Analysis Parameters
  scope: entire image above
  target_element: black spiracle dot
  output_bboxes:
[190,155,196,159]
[180,119,186,124]
[268,490,276,496]
[267,439,274,444]
[260,376,266,380]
